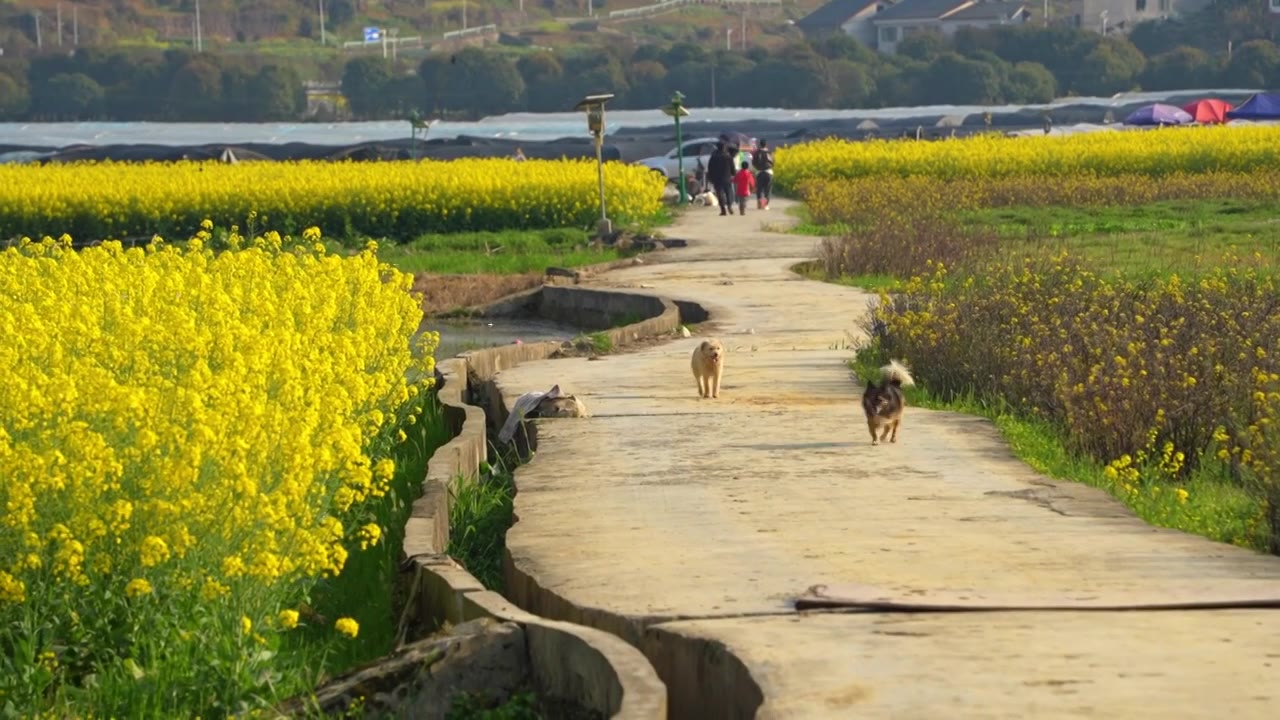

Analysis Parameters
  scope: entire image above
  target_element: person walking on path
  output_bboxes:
[751,139,774,210]
[732,160,756,216]
[707,141,736,217]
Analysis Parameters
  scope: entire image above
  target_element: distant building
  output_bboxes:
[794,0,886,47]
[876,0,1029,53]
[796,0,1030,54]
[1060,0,1214,34]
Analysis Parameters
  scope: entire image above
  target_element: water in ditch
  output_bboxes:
[418,317,585,361]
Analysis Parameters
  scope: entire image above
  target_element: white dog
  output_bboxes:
[691,339,725,399]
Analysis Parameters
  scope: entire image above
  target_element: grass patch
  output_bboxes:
[630,205,676,236]
[782,205,850,237]
[447,456,517,592]
[379,228,621,275]
[571,331,613,354]
[958,199,1280,277]
[291,393,455,672]
[389,249,616,275]
[377,210,676,276]
[449,689,543,720]
[823,274,900,293]
[792,260,898,293]
[850,352,1268,550]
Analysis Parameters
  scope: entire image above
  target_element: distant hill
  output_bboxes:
[0,0,831,60]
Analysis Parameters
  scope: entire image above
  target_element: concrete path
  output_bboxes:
[495,198,1280,719]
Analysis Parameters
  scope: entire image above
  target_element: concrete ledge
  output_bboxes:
[468,284,684,365]
[407,513,667,719]
[640,623,763,720]
[408,358,486,560]
[504,548,653,649]
[464,591,669,720]
[538,285,676,335]
[281,618,530,719]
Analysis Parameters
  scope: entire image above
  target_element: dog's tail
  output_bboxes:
[881,359,915,388]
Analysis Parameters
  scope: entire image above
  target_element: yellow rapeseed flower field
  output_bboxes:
[0,225,438,714]
[804,170,1280,229]
[774,124,1280,189]
[0,158,666,242]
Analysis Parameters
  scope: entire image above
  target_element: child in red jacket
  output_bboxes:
[732,160,756,216]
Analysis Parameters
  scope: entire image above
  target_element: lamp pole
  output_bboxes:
[575,94,616,239]
[409,111,422,160]
[595,124,608,231]
[674,94,686,205]
[663,91,690,205]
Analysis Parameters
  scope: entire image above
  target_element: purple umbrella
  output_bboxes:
[719,131,753,150]
[1123,103,1194,127]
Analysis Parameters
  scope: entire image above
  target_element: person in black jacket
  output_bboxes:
[706,141,735,216]
[751,139,774,210]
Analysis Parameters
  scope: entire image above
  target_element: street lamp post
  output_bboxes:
[408,111,435,160]
[662,91,691,205]
[574,93,615,239]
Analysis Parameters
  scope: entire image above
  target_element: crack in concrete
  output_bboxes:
[984,487,1071,516]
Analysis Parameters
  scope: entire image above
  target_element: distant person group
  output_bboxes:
[703,138,773,216]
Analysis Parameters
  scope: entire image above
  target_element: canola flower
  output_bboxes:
[1219,370,1280,553]
[335,617,360,639]
[0,224,438,714]
[0,158,667,242]
[774,124,1280,190]
[278,609,300,630]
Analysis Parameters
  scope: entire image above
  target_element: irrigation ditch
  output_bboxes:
[283,279,712,718]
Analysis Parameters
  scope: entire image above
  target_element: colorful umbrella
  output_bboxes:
[1182,98,1233,124]
[1123,103,1194,127]
[719,131,752,149]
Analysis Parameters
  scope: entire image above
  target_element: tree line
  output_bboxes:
[355,25,1280,119]
[2,22,1279,123]
[0,49,308,122]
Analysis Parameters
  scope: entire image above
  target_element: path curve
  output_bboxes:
[496,198,1280,719]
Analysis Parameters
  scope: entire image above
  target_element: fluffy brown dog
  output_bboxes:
[860,359,915,445]
[691,339,725,399]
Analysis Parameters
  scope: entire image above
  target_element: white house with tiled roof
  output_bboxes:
[797,0,1032,53]
[794,0,888,46]
[1060,0,1214,35]
[872,0,1030,53]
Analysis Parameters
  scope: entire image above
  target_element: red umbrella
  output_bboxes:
[1182,98,1234,124]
